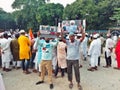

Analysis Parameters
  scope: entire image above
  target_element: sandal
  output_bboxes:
[69,83,73,89]
[87,68,94,72]
[113,67,120,70]
[36,81,44,85]
[78,85,83,90]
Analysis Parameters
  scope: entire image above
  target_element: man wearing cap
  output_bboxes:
[61,25,85,90]
[18,30,31,74]
[0,33,12,71]
[10,33,21,69]
[103,34,114,68]
[35,31,58,89]
[80,33,88,61]
[88,34,101,71]
[67,20,78,33]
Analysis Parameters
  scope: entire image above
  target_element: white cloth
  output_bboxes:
[13,61,21,67]
[0,73,5,90]
[80,37,88,57]
[97,38,102,56]
[88,39,100,67]
[33,52,41,72]
[105,38,114,57]
[0,38,12,68]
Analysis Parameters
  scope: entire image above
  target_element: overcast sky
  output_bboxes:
[0,0,75,12]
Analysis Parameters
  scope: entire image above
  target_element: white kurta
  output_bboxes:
[0,38,11,63]
[57,42,67,68]
[80,37,88,57]
[97,38,101,56]
[105,38,114,57]
[88,39,100,67]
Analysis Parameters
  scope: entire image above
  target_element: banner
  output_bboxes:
[39,25,57,38]
[62,20,86,33]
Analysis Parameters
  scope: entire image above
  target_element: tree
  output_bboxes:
[110,8,120,26]
[0,9,15,30]
[37,3,64,26]
[63,0,120,30]
[63,0,98,29]
[12,0,64,31]
[12,0,45,31]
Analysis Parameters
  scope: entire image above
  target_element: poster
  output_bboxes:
[62,20,86,33]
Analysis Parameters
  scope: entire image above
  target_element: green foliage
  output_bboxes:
[63,0,120,30]
[111,8,120,20]
[37,3,64,26]
[0,9,15,30]
[11,0,63,31]
[0,0,120,31]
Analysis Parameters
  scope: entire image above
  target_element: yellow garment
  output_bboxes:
[18,35,31,60]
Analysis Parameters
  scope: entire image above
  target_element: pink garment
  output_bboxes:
[57,42,67,68]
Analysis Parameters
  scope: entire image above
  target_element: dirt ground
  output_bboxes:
[1,54,120,90]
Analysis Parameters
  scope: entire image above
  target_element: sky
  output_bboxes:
[0,0,75,13]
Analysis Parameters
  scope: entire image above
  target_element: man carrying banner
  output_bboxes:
[61,25,85,90]
[36,31,58,89]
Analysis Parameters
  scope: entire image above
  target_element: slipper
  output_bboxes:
[87,68,94,72]
[78,85,83,90]
[69,83,73,89]
[113,67,120,70]
[36,81,44,85]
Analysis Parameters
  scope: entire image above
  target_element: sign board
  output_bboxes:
[62,20,86,33]
[39,25,57,34]
[39,25,57,38]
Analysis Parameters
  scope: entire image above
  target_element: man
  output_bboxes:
[80,33,88,61]
[51,33,60,73]
[18,30,31,74]
[97,34,102,66]
[61,25,85,90]
[10,33,21,69]
[88,34,101,71]
[103,34,114,68]
[36,32,57,89]
[0,33,12,72]
[30,33,37,70]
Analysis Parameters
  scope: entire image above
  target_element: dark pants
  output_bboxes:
[98,56,100,66]
[67,60,80,83]
[105,52,112,66]
[21,59,30,71]
[30,52,36,68]
[54,63,65,77]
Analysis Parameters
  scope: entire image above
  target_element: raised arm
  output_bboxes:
[60,28,66,43]
[79,25,85,42]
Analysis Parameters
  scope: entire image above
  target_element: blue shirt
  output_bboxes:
[41,40,58,60]
[37,39,45,63]
[66,40,81,60]
[68,25,77,33]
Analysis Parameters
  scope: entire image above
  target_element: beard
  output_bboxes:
[46,40,49,43]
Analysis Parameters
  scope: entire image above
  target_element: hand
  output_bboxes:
[37,31,41,37]
[2,51,4,54]
[88,55,91,57]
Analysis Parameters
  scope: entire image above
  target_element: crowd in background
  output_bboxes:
[0,21,120,90]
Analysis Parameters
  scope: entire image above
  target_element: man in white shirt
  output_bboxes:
[103,34,114,68]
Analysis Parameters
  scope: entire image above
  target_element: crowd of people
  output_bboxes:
[0,21,120,90]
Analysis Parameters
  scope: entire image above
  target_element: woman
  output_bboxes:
[114,35,120,70]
